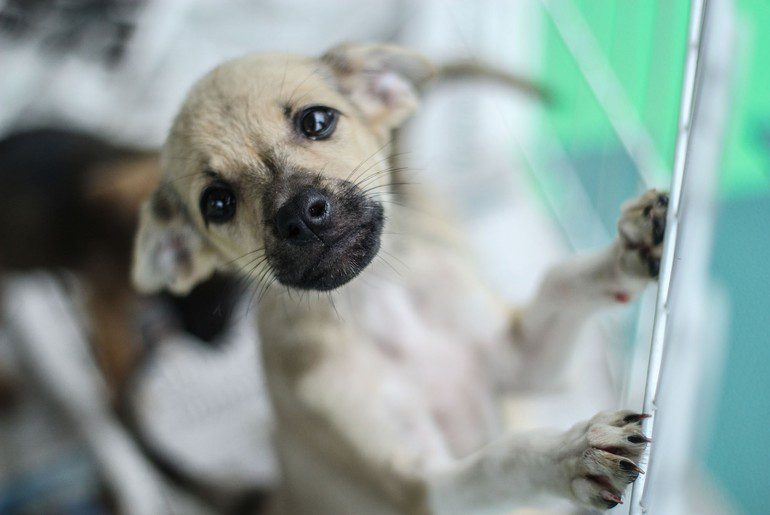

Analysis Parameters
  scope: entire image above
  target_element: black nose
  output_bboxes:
[274,188,332,244]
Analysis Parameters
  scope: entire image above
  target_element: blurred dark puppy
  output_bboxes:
[0,128,239,392]
[0,128,257,513]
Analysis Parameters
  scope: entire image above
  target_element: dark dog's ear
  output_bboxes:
[132,186,218,294]
[322,43,435,134]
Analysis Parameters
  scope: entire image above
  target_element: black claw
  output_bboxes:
[619,459,644,475]
[647,258,660,277]
[627,434,650,444]
[604,500,620,509]
[658,193,669,207]
[624,413,648,424]
[625,470,640,483]
[652,216,666,244]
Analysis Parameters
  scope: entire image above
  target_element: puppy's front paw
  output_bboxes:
[559,410,650,510]
[617,189,668,278]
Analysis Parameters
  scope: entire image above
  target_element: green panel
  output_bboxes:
[535,0,689,239]
[539,7,614,149]
[610,2,656,114]
[718,0,770,196]
[639,2,690,170]
[533,1,770,511]
[538,0,770,200]
[707,195,770,514]
[539,1,689,174]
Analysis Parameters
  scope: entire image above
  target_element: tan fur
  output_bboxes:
[132,43,665,514]
[155,53,391,278]
[85,155,160,214]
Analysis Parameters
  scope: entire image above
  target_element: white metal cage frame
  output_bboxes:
[628,0,734,513]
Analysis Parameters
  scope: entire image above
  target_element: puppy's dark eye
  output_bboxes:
[297,106,338,140]
[200,183,236,224]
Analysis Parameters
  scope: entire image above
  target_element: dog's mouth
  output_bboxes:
[291,217,382,291]
[264,186,384,291]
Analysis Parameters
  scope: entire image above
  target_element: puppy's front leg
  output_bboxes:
[506,189,668,388]
[429,410,649,513]
[280,334,647,513]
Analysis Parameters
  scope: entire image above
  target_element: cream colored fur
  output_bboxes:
[132,43,665,514]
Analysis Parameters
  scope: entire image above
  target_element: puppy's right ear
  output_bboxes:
[132,186,218,295]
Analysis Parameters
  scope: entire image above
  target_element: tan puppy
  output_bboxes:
[132,43,667,514]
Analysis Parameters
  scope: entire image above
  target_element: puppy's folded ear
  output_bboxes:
[322,42,435,133]
[132,186,218,295]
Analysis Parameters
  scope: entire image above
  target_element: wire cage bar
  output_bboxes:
[628,0,734,512]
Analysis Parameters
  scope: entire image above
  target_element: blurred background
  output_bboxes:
[0,1,767,514]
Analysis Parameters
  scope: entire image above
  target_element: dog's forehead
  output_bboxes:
[207,53,333,100]
[167,53,352,176]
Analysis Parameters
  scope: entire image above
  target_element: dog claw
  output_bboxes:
[623,413,651,424]
[652,217,666,244]
[647,258,660,277]
[627,434,652,444]
[619,459,645,475]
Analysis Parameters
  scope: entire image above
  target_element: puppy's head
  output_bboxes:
[132,43,433,294]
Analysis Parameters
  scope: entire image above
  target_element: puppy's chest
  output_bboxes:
[345,255,504,451]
